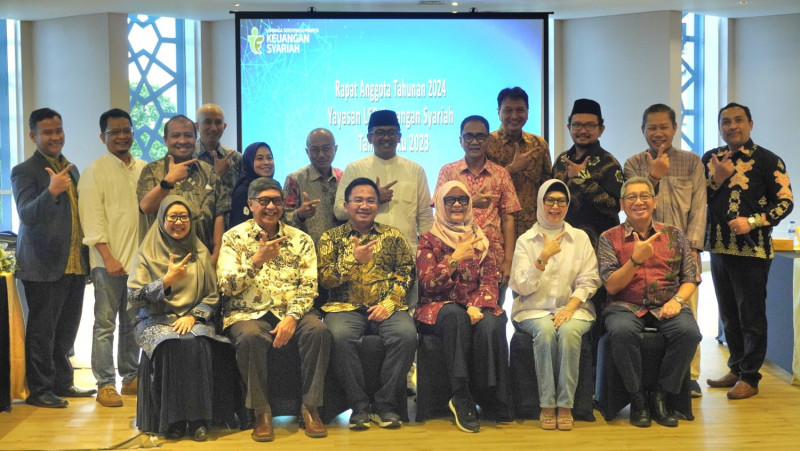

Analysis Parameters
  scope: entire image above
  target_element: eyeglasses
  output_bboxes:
[105,128,134,137]
[348,197,378,206]
[623,193,654,203]
[443,196,470,206]
[570,122,600,131]
[461,133,489,143]
[369,129,399,139]
[251,196,284,207]
[307,145,334,155]
[166,214,190,223]
[543,197,568,207]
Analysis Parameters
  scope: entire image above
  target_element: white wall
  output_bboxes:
[22,13,128,171]
[728,13,800,228]
[554,11,683,165]
[200,19,238,151]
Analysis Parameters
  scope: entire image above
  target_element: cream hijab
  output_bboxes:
[431,180,490,262]
[536,179,571,231]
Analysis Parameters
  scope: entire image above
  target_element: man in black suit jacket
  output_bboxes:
[11,108,95,408]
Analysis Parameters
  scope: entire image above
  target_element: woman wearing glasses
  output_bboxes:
[128,195,233,441]
[229,142,276,228]
[509,179,600,431]
[415,181,509,433]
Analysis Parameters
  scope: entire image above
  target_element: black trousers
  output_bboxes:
[710,253,771,387]
[226,311,331,411]
[22,274,86,396]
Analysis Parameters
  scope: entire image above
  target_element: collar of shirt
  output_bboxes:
[343,220,387,237]
[622,220,660,239]
[455,158,491,176]
[498,126,534,146]
[163,154,199,175]
[305,164,338,183]
[248,220,286,242]
[528,222,578,243]
[728,139,756,158]
[645,146,676,159]
[39,149,66,169]
[566,141,603,161]
[194,140,225,159]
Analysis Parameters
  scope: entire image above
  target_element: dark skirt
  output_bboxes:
[136,334,240,434]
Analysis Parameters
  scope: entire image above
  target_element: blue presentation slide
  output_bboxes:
[239,15,545,190]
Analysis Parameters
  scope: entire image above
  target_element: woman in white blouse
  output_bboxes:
[509,179,600,431]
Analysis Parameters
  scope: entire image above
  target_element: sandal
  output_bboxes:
[557,414,574,431]
[539,413,556,430]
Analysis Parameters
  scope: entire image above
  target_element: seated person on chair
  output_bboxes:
[415,180,510,433]
[217,177,331,442]
[597,176,701,428]
[509,179,600,431]
[127,195,230,441]
[318,177,417,431]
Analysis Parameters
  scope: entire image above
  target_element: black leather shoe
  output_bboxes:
[26,392,68,408]
[189,421,208,442]
[56,385,97,397]
[629,391,651,428]
[649,390,678,427]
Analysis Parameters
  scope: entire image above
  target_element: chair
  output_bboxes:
[595,330,693,421]
[509,329,596,421]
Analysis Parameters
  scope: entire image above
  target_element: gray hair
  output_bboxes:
[621,176,654,198]
[248,177,282,200]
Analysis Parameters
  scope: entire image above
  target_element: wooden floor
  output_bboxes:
[2,271,799,450]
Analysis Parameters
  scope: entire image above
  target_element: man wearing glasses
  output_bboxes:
[597,177,701,428]
[138,115,230,264]
[283,128,344,246]
[218,177,330,441]
[553,99,624,247]
[334,110,434,308]
[435,115,520,313]
[77,109,147,407]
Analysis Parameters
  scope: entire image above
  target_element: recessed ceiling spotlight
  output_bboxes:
[739,1,748,4]
[452,2,459,5]
[234,2,240,7]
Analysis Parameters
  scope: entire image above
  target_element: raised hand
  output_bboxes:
[212,149,235,177]
[45,164,74,197]
[295,192,322,219]
[451,235,483,263]
[164,155,198,185]
[507,142,534,174]
[646,143,670,180]
[711,150,735,186]
[164,253,192,288]
[562,155,588,179]
[631,231,661,263]
[472,186,500,209]
[540,231,567,262]
[353,237,378,264]
[376,176,397,204]
[252,234,289,267]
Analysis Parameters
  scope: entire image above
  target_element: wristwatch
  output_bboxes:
[287,312,302,321]
[672,295,685,306]
[160,179,174,190]
[536,257,544,266]
[448,258,458,270]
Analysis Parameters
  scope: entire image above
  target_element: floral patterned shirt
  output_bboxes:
[283,164,344,246]
[435,158,521,265]
[597,221,698,317]
[319,221,415,316]
[217,220,317,330]
[487,127,553,240]
[414,231,501,325]
[702,139,793,259]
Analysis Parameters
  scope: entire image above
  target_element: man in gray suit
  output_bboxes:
[11,108,95,408]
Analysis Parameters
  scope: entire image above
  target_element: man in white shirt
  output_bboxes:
[77,108,147,407]
[334,110,434,308]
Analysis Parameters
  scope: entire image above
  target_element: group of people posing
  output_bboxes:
[11,86,792,442]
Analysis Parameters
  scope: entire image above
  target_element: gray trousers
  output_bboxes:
[226,311,331,411]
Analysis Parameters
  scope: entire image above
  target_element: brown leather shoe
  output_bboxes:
[727,380,759,399]
[251,410,274,442]
[707,372,738,388]
[121,377,138,395]
[300,404,327,438]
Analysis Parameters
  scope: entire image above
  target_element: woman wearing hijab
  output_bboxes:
[509,179,600,431]
[229,142,275,228]
[415,180,509,433]
[128,195,231,441]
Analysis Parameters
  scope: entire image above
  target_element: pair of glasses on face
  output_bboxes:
[570,122,600,131]
[543,197,568,207]
[443,196,470,206]
[369,129,399,139]
[461,133,489,143]
[104,128,134,137]
[348,197,378,206]
[251,196,284,207]
[623,193,654,203]
[166,214,190,223]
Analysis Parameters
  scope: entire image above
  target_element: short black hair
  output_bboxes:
[460,115,490,134]
[497,87,529,109]
[641,104,676,128]
[718,102,752,123]
[248,177,282,200]
[163,114,197,139]
[344,177,379,202]
[29,108,62,133]
[99,108,133,133]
